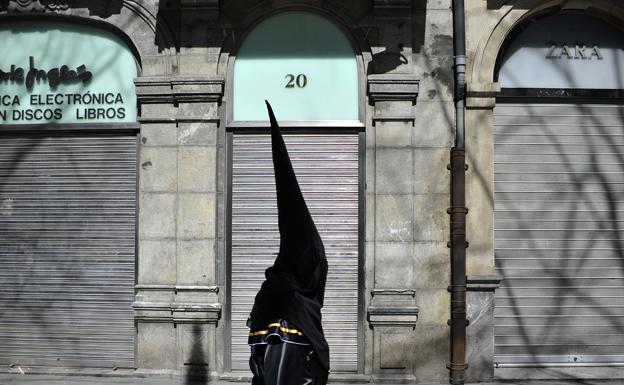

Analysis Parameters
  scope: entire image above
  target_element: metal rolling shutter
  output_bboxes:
[230,133,359,372]
[494,103,624,366]
[0,133,137,368]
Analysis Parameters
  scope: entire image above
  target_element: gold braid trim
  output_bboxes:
[249,325,304,337]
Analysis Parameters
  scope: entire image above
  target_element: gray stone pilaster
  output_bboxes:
[134,75,224,375]
[368,290,419,383]
[367,73,423,383]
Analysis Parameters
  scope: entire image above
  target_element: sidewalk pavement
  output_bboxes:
[1,373,623,385]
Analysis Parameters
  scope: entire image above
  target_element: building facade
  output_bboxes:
[0,0,622,383]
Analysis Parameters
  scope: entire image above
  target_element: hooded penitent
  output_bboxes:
[247,101,329,371]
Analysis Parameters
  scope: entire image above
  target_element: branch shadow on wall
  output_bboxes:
[490,33,624,379]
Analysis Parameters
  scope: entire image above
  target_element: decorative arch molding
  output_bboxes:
[221,3,374,57]
[121,0,177,74]
[221,4,374,82]
[218,2,376,79]
[469,0,624,87]
[226,2,366,30]
[1,0,68,13]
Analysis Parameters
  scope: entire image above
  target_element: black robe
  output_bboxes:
[247,101,329,383]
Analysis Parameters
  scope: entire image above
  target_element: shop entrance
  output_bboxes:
[228,131,360,372]
[0,132,137,368]
[0,21,139,368]
[227,11,363,373]
[493,11,624,367]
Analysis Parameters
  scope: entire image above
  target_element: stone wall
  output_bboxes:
[365,1,453,383]
[0,0,501,383]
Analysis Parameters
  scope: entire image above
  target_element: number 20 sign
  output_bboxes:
[285,74,308,88]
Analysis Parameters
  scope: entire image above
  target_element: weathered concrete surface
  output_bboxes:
[364,1,454,382]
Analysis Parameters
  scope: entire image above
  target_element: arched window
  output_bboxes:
[0,21,137,124]
[497,11,624,90]
[232,12,359,123]
[0,20,139,368]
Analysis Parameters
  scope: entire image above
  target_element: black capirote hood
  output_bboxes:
[247,101,329,370]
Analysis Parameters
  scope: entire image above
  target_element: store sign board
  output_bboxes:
[498,13,624,89]
[0,22,137,125]
[233,12,359,122]
[545,44,603,60]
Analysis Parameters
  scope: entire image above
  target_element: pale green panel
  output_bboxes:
[233,12,359,122]
[0,22,138,125]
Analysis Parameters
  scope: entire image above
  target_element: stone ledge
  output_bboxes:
[138,117,220,124]
[374,0,412,18]
[467,82,501,96]
[172,302,221,323]
[467,275,502,292]
[133,301,221,323]
[367,307,419,329]
[372,114,415,126]
[180,0,218,11]
[368,74,419,103]
[135,76,225,104]
[135,284,219,293]
[466,82,501,109]
[371,374,417,384]
[175,285,219,292]
[371,289,416,297]
[134,285,220,306]
[368,288,418,328]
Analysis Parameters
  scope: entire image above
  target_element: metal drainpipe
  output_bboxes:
[448,0,468,384]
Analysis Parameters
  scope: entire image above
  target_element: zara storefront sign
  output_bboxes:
[545,44,604,60]
[498,13,624,89]
[0,22,137,125]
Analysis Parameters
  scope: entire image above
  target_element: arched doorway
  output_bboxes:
[0,20,139,368]
[493,10,624,368]
[226,11,363,374]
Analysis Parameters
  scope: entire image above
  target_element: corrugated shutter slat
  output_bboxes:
[494,103,624,366]
[230,133,359,373]
[0,134,136,369]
